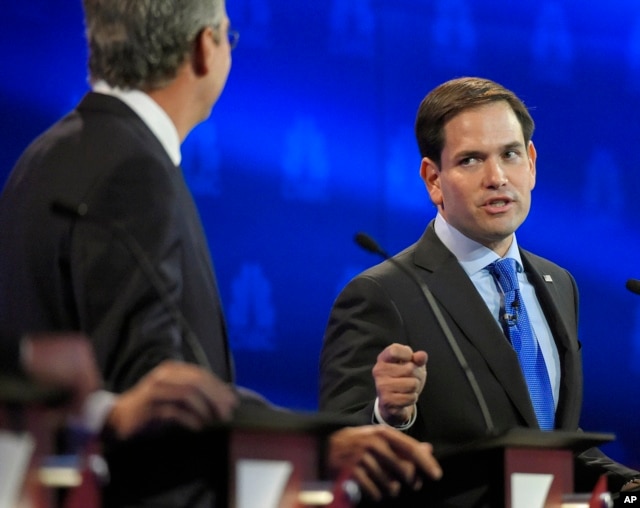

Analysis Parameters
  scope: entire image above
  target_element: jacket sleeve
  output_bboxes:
[575,445,640,493]
[319,273,406,424]
[69,156,185,392]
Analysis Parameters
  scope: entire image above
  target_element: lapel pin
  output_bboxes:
[543,275,553,282]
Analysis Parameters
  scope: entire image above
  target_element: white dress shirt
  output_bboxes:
[434,213,560,407]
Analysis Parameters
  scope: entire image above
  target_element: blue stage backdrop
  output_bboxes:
[2,1,640,469]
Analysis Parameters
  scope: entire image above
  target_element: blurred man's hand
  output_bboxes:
[23,333,101,415]
[326,425,441,501]
[106,360,239,439]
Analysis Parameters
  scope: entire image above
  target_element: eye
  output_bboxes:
[503,150,520,161]
[460,156,480,166]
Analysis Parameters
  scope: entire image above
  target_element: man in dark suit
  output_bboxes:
[0,1,443,506]
[0,2,233,394]
[0,2,238,503]
[319,76,640,505]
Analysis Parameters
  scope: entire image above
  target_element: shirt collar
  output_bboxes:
[92,80,181,166]
[434,213,523,276]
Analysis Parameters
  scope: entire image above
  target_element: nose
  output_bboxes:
[483,157,508,189]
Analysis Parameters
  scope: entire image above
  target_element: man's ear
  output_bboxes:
[191,27,214,76]
[527,140,537,191]
[420,157,443,207]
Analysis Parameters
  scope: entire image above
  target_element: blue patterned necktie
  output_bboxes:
[488,258,555,431]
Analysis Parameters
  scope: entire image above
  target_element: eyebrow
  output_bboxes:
[455,149,484,160]
[502,141,526,151]
[456,141,524,156]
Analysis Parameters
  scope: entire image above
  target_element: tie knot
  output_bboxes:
[488,258,519,293]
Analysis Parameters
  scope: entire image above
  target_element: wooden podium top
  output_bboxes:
[0,375,70,408]
[224,404,364,434]
[436,427,616,459]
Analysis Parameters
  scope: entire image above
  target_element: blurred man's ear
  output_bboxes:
[191,26,216,76]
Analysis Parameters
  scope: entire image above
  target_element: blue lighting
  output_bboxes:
[2,0,640,469]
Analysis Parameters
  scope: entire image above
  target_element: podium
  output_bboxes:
[418,428,616,508]
[101,401,362,508]
[0,375,75,508]
[1,377,619,508]
[219,406,616,508]
[219,404,362,508]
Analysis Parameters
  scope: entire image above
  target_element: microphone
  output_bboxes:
[354,231,495,435]
[50,200,213,372]
[503,314,517,325]
[626,279,640,296]
[503,299,518,326]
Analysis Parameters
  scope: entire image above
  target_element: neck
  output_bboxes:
[147,66,210,142]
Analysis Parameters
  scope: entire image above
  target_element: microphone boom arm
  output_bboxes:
[354,232,495,435]
[51,200,213,371]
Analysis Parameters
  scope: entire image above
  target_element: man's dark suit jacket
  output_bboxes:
[0,92,234,507]
[319,221,638,506]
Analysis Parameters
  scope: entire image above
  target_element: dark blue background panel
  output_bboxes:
[2,0,640,469]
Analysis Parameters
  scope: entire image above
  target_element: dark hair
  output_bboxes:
[82,0,224,90]
[414,77,535,167]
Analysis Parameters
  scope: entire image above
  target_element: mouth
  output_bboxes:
[483,196,514,212]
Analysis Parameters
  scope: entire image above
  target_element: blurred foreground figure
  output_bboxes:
[0,1,442,505]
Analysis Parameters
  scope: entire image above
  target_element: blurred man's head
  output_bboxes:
[82,0,230,93]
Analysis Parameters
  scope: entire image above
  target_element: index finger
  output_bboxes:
[379,343,415,363]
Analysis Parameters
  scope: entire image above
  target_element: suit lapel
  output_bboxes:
[413,225,540,428]
[519,251,578,428]
[520,252,573,353]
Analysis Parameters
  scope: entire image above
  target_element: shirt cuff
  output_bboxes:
[372,397,417,431]
[68,390,117,435]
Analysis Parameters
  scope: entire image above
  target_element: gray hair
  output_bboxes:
[82,0,225,90]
